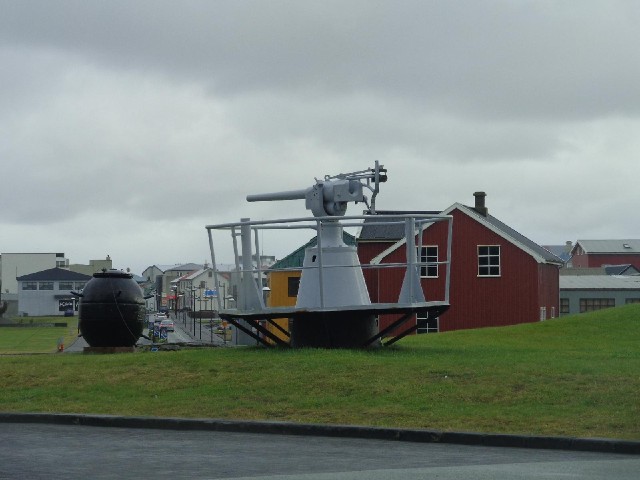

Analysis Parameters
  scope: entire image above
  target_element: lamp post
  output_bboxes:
[199,285,205,339]
[171,286,178,318]
[191,286,197,337]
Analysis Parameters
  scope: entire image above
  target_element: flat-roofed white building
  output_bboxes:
[560,275,640,316]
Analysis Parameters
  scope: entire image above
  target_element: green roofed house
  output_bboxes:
[16,267,92,317]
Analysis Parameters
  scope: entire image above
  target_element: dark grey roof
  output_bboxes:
[541,245,572,263]
[605,264,640,275]
[462,205,563,265]
[358,210,440,241]
[16,268,93,282]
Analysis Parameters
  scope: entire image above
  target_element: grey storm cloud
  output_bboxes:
[4,1,640,119]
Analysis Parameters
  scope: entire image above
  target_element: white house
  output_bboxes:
[16,268,92,317]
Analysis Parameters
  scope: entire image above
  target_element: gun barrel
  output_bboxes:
[246,188,308,203]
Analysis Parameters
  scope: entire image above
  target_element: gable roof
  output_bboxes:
[369,204,563,266]
[358,210,439,242]
[271,232,357,270]
[452,203,563,265]
[16,267,93,282]
[164,263,204,273]
[145,264,181,273]
[572,240,640,255]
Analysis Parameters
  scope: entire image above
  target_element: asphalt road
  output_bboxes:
[1,422,637,480]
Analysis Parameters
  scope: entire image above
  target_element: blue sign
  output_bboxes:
[204,289,218,297]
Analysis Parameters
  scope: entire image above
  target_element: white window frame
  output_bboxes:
[478,245,501,277]
[417,245,439,278]
[416,313,439,333]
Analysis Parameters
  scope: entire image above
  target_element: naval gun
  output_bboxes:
[246,162,387,346]
[246,161,387,217]
[205,161,452,348]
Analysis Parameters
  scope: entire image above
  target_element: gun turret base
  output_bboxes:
[218,301,449,348]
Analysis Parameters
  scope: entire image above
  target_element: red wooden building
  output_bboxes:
[569,240,640,270]
[358,192,563,333]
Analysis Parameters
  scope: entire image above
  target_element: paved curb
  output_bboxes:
[1,412,639,454]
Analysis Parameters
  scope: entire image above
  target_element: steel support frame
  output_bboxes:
[223,315,290,348]
[362,312,414,347]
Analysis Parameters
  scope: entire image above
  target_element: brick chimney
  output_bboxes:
[473,191,488,216]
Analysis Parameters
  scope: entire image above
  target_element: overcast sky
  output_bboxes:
[2,0,639,274]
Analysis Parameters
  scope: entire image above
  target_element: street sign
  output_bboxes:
[204,289,218,297]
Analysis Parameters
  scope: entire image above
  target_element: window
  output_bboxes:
[38,282,54,291]
[59,281,73,290]
[579,298,615,313]
[287,276,300,297]
[478,245,500,276]
[416,313,439,333]
[560,298,570,314]
[22,282,37,290]
[74,282,86,290]
[625,298,640,304]
[417,246,438,278]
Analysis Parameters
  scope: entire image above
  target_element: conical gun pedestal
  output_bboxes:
[291,221,377,348]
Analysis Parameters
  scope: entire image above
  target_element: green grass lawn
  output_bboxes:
[0,305,639,440]
[0,317,79,354]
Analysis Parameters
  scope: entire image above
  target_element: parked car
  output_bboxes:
[159,319,174,332]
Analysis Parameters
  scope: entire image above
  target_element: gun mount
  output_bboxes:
[205,162,452,348]
[247,161,387,217]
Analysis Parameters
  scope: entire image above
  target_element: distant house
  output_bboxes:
[560,275,640,315]
[16,268,92,317]
[174,267,233,313]
[142,263,204,311]
[570,240,640,270]
[358,192,563,333]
